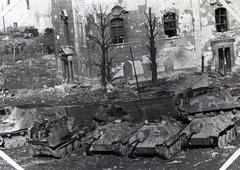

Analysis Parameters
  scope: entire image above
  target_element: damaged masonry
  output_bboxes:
[1,0,240,170]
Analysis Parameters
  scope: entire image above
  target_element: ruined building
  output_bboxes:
[51,0,240,84]
[0,0,52,33]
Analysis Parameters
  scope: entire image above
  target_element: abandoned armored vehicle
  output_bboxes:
[0,106,67,149]
[91,103,133,129]
[84,121,138,156]
[173,87,240,121]
[180,113,240,148]
[128,118,185,159]
[27,114,88,158]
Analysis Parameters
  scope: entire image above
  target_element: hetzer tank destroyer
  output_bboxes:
[84,104,187,159]
[84,120,138,156]
[180,113,240,148]
[128,118,185,159]
[174,87,240,148]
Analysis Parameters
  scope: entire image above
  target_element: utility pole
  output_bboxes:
[129,45,146,121]
[12,26,15,63]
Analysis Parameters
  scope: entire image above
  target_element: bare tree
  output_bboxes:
[145,7,158,85]
[87,4,117,88]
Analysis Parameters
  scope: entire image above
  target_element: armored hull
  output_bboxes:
[173,87,240,121]
[128,119,185,159]
[85,121,138,156]
[181,113,240,148]
[28,116,88,158]
[0,106,67,149]
[91,103,133,130]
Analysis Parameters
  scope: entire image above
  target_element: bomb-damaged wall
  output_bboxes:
[52,0,77,82]
[197,0,240,71]
[83,0,197,82]
[151,0,196,72]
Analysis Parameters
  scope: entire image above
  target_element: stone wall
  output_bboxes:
[52,0,240,84]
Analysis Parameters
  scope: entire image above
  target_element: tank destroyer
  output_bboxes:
[0,106,66,149]
[91,103,133,129]
[180,113,240,148]
[174,87,240,148]
[84,121,138,156]
[173,87,240,121]
[128,118,185,159]
[27,115,88,158]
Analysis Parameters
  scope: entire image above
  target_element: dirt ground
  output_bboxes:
[1,53,240,170]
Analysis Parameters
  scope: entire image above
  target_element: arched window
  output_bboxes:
[111,18,124,44]
[163,12,177,37]
[215,8,228,32]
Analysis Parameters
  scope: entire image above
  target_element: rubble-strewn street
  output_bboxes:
[0,52,239,169]
[3,0,240,170]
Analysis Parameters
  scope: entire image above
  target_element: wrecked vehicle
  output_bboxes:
[128,118,185,159]
[0,106,66,149]
[173,87,239,121]
[174,87,240,148]
[180,113,240,148]
[84,121,138,156]
[91,103,133,129]
[27,115,88,158]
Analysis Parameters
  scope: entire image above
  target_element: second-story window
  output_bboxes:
[215,8,227,32]
[164,12,177,37]
[111,18,124,44]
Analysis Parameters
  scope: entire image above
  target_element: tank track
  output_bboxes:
[215,125,237,148]
[0,129,28,149]
[29,130,87,158]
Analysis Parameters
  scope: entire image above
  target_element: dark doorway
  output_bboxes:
[218,47,231,72]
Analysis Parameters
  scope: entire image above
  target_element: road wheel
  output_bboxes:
[60,147,67,158]
[218,135,226,148]
[169,145,175,155]
[176,139,181,151]
[73,140,81,150]
[231,128,236,141]
[11,141,18,148]
[226,130,231,144]
[5,141,11,149]
[18,140,25,147]
[66,143,73,154]
[80,136,85,147]
[54,149,62,158]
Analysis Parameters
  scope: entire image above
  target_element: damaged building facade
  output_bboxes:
[51,0,240,84]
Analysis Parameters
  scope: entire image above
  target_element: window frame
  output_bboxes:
[163,12,177,38]
[215,7,228,32]
[110,18,124,44]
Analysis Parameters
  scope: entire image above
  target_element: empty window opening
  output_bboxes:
[111,18,124,44]
[215,8,227,32]
[164,12,177,37]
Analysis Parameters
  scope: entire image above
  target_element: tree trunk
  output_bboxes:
[101,45,106,88]
[151,47,157,85]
